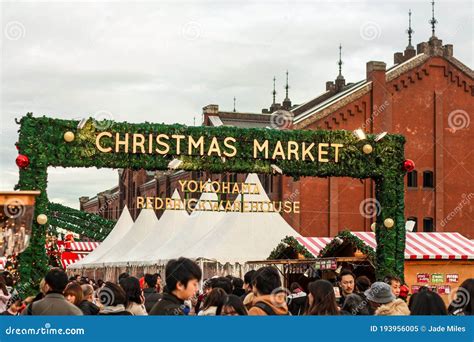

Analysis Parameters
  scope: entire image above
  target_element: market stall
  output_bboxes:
[279,230,474,304]
[60,241,100,269]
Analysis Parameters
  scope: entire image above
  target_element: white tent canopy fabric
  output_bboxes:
[69,206,134,269]
[74,174,301,269]
[123,189,187,265]
[98,208,159,267]
[137,180,227,265]
[183,173,301,263]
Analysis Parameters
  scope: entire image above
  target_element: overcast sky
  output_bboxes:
[1,0,472,209]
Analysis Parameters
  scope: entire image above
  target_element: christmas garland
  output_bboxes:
[47,202,115,241]
[268,236,314,260]
[14,113,407,294]
[318,230,376,263]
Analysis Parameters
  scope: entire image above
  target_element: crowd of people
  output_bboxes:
[0,257,472,316]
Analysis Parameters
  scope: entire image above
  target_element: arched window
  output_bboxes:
[423,217,434,232]
[407,170,418,188]
[423,171,434,188]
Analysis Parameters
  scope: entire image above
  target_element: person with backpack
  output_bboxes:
[248,267,288,316]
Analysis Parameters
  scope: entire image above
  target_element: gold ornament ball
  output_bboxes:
[64,131,75,142]
[370,222,376,231]
[37,214,48,225]
[362,144,373,154]
[384,218,394,228]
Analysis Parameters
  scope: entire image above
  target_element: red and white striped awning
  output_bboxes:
[295,237,333,257]
[68,241,100,252]
[61,253,86,269]
[297,232,474,260]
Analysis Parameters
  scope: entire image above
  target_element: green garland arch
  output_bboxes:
[268,236,314,260]
[318,230,376,262]
[15,113,407,295]
[47,202,115,241]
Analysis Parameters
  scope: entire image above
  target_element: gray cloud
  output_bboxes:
[1,0,472,209]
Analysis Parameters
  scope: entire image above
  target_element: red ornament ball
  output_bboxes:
[16,154,30,168]
[403,159,415,172]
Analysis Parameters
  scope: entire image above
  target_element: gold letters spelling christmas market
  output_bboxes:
[95,132,344,162]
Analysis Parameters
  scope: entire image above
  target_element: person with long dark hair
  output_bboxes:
[198,288,227,316]
[119,276,147,315]
[98,282,132,315]
[220,294,248,316]
[449,278,474,316]
[410,289,447,315]
[305,280,340,315]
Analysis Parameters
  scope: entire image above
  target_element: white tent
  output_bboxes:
[137,180,226,265]
[124,189,187,266]
[68,206,134,269]
[184,173,301,263]
[98,208,159,267]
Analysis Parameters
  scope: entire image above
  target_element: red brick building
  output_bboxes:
[80,33,473,239]
[282,35,473,239]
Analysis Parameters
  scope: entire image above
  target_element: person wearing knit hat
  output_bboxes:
[364,282,396,314]
[375,299,410,316]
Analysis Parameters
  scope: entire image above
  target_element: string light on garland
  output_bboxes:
[403,159,415,172]
[16,154,30,168]
[271,164,283,174]
[63,131,75,142]
[77,118,88,129]
[362,144,373,154]
[168,158,183,170]
[375,132,387,142]
[353,128,367,140]
[36,214,48,225]
[384,218,395,228]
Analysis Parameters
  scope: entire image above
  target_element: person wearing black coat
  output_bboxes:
[149,258,202,316]
[78,284,100,315]
[287,282,308,316]
[78,299,100,315]
[143,274,162,313]
[149,292,187,315]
